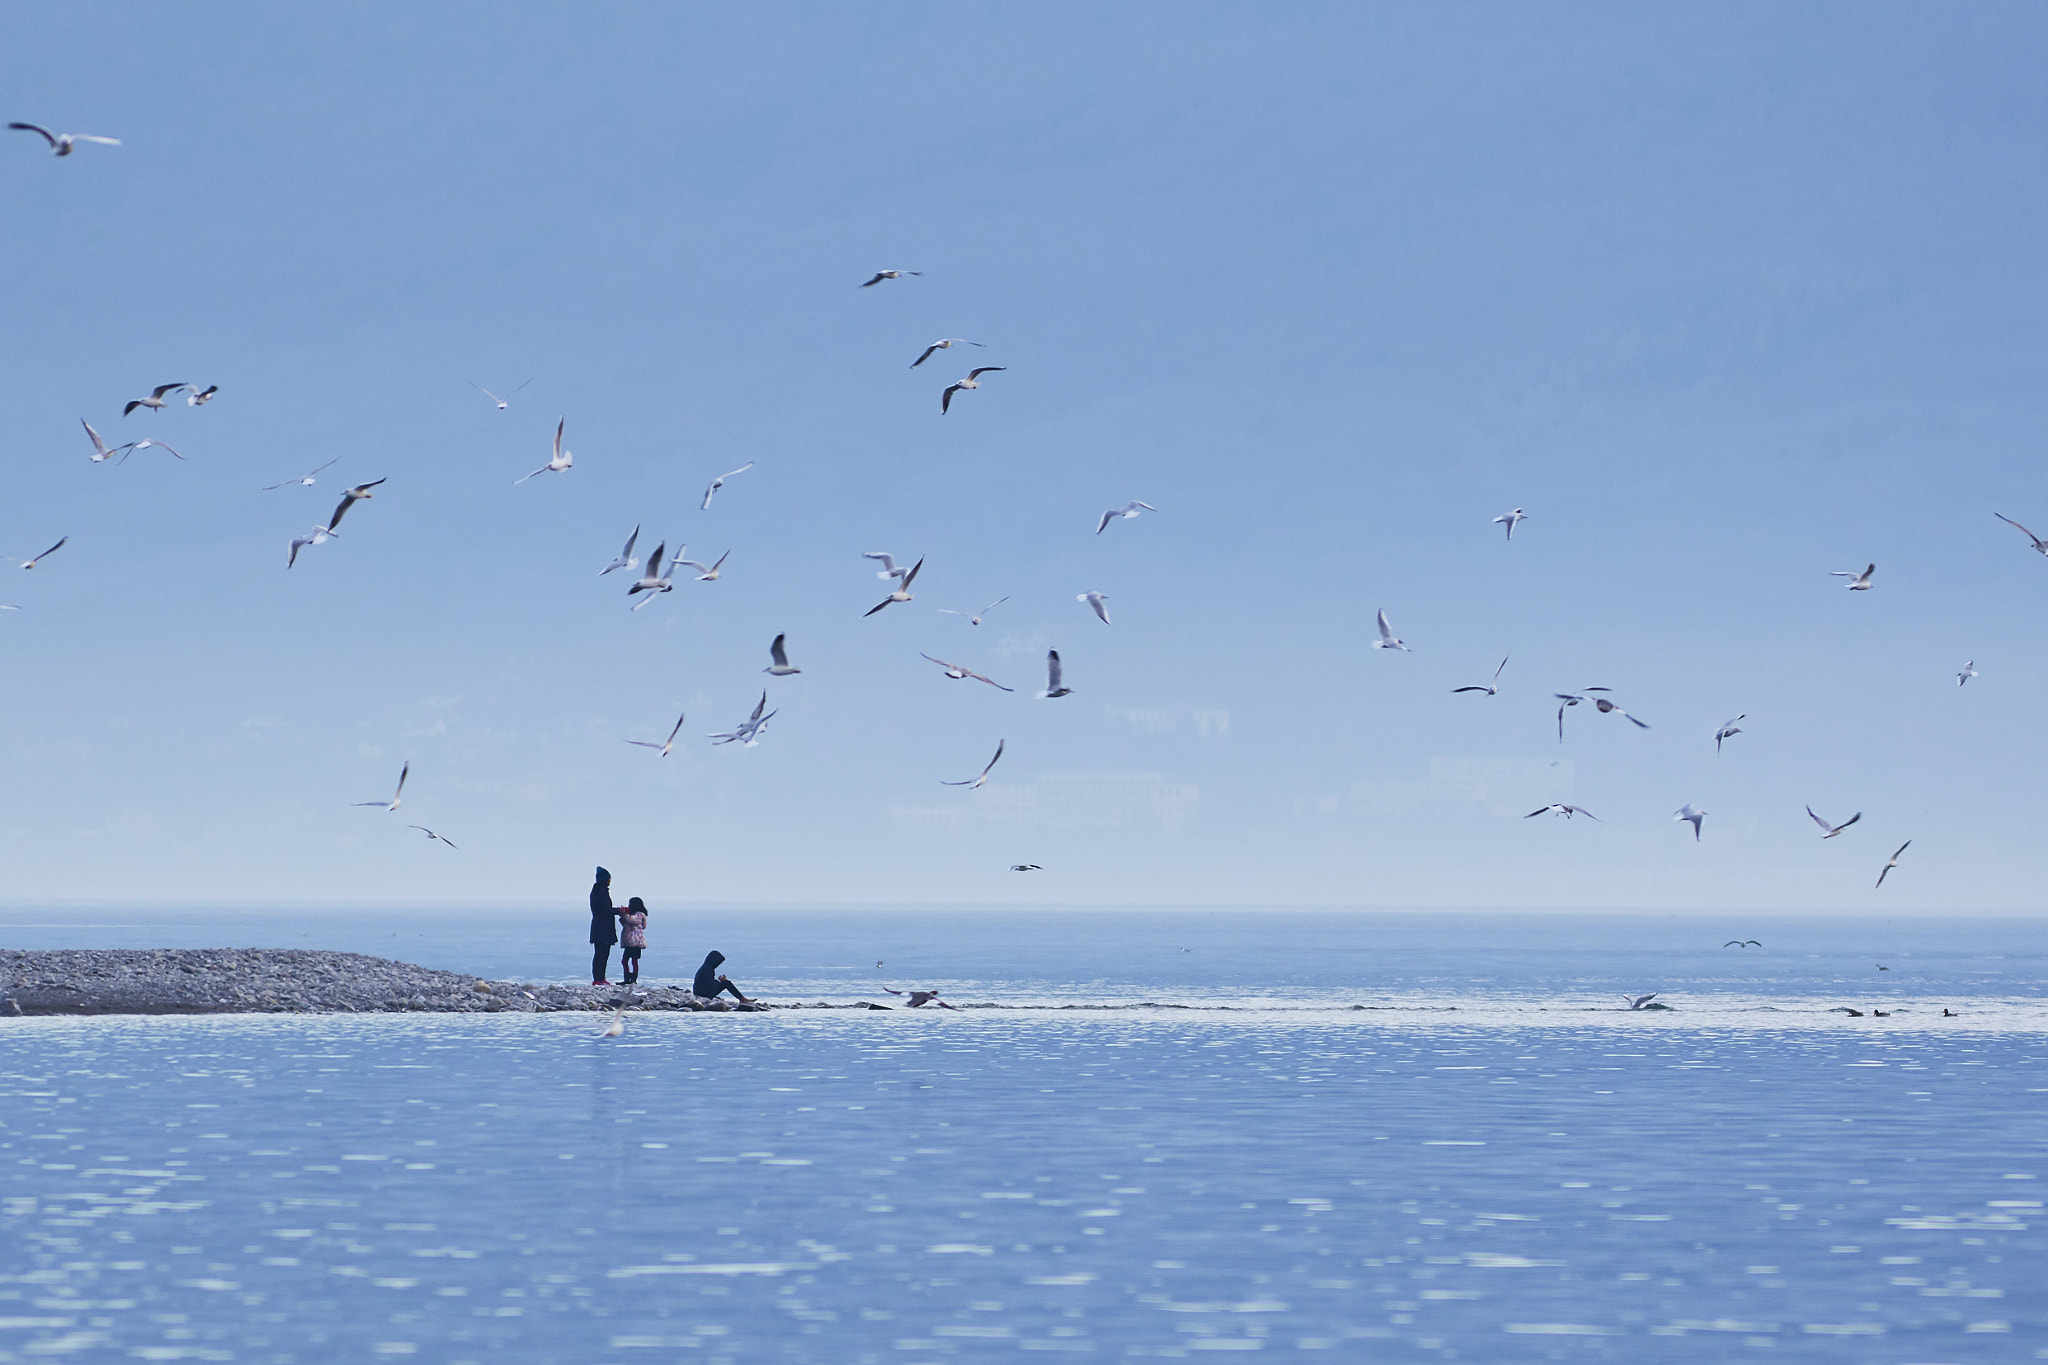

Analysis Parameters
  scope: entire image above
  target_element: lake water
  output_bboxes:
[2,909,2044,1362]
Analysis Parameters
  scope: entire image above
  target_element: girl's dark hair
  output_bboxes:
[628,896,647,912]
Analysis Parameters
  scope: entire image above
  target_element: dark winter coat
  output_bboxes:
[588,873,618,946]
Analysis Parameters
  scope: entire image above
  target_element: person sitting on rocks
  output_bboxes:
[617,898,648,985]
[691,950,755,1006]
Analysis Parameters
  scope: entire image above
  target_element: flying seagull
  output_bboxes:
[598,1008,627,1038]
[1037,650,1072,699]
[940,366,1005,414]
[1622,993,1659,1010]
[627,542,677,609]
[326,479,385,532]
[709,691,776,747]
[1589,696,1650,728]
[1452,657,1508,695]
[4,537,67,570]
[286,524,336,568]
[921,653,1011,690]
[8,122,120,156]
[1806,805,1862,838]
[185,385,218,406]
[1371,609,1408,651]
[1994,512,2048,556]
[79,419,152,465]
[864,552,911,581]
[1723,940,1762,948]
[911,338,983,368]
[1525,803,1600,820]
[700,462,754,510]
[469,379,530,410]
[882,987,957,1010]
[764,634,802,676]
[354,762,409,813]
[1831,563,1875,591]
[675,549,730,581]
[865,557,923,616]
[408,825,459,849]
[626,711,687,757]
[1095,501,1156,534]
[599,526,640,576]
[942,739,1005,790]
[1493,507,1528,540]
[860,270,922,287]
[123,383,188,416]
[1010,864,1042,872]
[1875,840,1911,888]
[939,596,1008,625]
[1674,805,1707,841]
[1078,590,1111,624]
[262,457,340,490]
[1553,689,1612,742]
[513,419,572,484]
[1957,660,1977,687]
[1714,715,1745,752]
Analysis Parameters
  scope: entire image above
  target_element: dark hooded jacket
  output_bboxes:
[692,950,726,997]
[589,868,618,946]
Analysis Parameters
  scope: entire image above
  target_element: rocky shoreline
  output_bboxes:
[0,949,875,1016]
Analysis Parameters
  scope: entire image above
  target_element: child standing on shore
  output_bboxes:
[617,897,649,985]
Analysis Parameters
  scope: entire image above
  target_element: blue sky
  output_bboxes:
[4,3,2046,910]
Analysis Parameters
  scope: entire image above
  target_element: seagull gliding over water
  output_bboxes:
[1876,840,1911,888]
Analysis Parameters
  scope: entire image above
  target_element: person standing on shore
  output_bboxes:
[589,867,619,985]
[617,897,648,985]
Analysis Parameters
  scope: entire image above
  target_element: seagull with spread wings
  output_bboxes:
[939,596,1007,625]
[941,367,1004,414]
[1958,660,1978,687]
[599,527,640,576]
[675,549,729,581]
[185,385,218,406]
[1674,805,1707,841]
[865,557,923,616]
[1371,609,1408,651]
[1078,590,1111,624]
[408,825,459,849]
[1715,715,1745,752]
[1452,657,1508,695]
[513,419,572,484]
[942,740,1005,790]
[1526,804,1599,820]
[863,551,911,581]
[921,653,1011,691]
[80,419,179,465]
[4,536,67,570]
[1553,689,1611,742]
[1806,805,1862,838]
[469,379,530,410]
[1875,840,1911,888]
[263,458,339,490]
[123,383,188,416]
[326,479,385,532]
[286,525,336,568]
[1037,650,1073,699]
[626,711,687,757]
[860,270,922,287]
[1831,563,1875,591]
[9,122,119,156]
[627,542,678,609]
[700,462,753,510]
[1493,507,1527,540]
[1095,501,1156,534]
[1995,512,2048,556]
[709,692,776,747]
[764,634,802,676]
[911,338,983,367]
[354,762,409,813]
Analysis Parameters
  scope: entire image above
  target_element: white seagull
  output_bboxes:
[286,525,337,568]
[1831,563,1875,591]
[700,462,754,510]
[627,542,678,609]
[1714,715,1745,752]
[4,537,67,570]
[185,385,218,406]
[921,653,1012,691]
[675,549,729,581]
[1957,660,1977,687]
[1589,696,1650,728]
[262,458,339,490]
[942,739,1005,790]
[1806,805,1862,839]
[469,379,530,410]
[709,691,776,747]
[1452,657,1508,695]
[1875,840,1911,888]
[1622,993,1659,1010]
[939,596,1008,625]
[599,526,640,576]
[940,366,1005,414]
[354,762,409,813]
[764,634,802,676]
[123,383,188,416]
[326,479,385,532]
[911,338,983,368]
[9,123,119,156]
[408,825,458,849]
[1674,805,1707,841]
[1078,591,1111,625]
[1994,512,2048,556]
[864,552,911,581]
[1371,609,1408,651]
[1493,507,1528,540]
[626,710,687,757]
[860,270,922,287]
[1037,650,1072,699]
[1526,803,1600,821]
[513,419,573,484]
[1553,689,1613,742]
[1095,501,1156,534]
[865,557,923,616]
[79,419,171,465]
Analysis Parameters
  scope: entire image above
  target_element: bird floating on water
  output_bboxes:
[1095,501,1156,534]
[1452,657,1508,696]
[764,634,802,676]
[939,596,1007,626]
[1037,650,1072,699]
[469,379,530,410]
[1806,805,1862,838]
[1714,715,1745,752]
[513,419,572,484]
[943,739,1005,790]
[941,367,1004,414]
[1994,512,2048,556]
[4,537,67,570]
[1876,840,1911,888]
[262,458,339,490]
[1493,507,1527,540]
[599,527,640,576]
[860,270,921,287]
[408,825,458,849]
[911,338,982,367]
[1371,609,1408,651]
[1078,590,1112,625]
[1674,805,1707,841]
[354,762,409,813]
[326,479,385,532]
[700,462,753,510]
[626,711,686,757]
[123,383,187,416]
[1831,563,1875,591]
[865,558,923,616]
[9,122,119,156]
